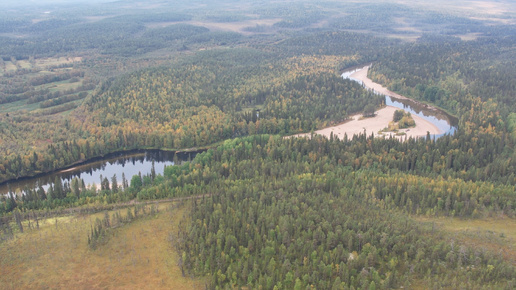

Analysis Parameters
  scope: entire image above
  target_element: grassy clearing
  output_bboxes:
[0,99,40,113]
[0,57,81,75]
[17,60,33,70]
[239,104,264,114]
[0,202,204,289]
[0,56,86,115]
[35,57,82,69]
[0,94,87,115]
[3,61,18,72]
[415,216,516,265]
[38,79,84,93]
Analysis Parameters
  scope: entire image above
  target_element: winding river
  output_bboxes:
[342,65,458,138]
[2,65,456,196]
[0,150,197,196]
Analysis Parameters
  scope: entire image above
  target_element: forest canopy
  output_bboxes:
[0,0,515,289]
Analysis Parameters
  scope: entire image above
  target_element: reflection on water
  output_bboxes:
[342,66,458,138]
[386,97,457,138]
[0,150,196,195]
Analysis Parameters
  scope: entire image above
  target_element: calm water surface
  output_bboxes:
[0,150,196,195]
[2,66,456,195]
[342,66,458,138]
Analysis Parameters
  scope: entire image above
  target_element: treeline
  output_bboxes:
[0,72,94,108]
[163,135,516,288]
[6,126,514,215]
[2,132,515,286]
[39,92,87,109]
[34,103,78,116]
[178,181,514,289]
[0,161,160,215]
[369,32,516,117]
[0,18,241,58]
[0,48,381,183]
[5,133,513,225]
[88,204,159,249]
[0,89,48,104]
[27,81,95,104]
[28,70,84,86]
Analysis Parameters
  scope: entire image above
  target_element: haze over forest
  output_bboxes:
[1,0,516,289]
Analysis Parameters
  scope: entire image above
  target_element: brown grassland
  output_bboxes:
[415,216,516,266]
[0,202,204,289]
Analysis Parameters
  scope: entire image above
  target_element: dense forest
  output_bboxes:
[0,48,384,183]
[1,0,516,288]
[174,136,516,288]
[5,134,515,287]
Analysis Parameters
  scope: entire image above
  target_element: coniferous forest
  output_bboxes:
[1,0,515,288]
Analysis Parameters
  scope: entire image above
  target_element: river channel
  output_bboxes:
[342,65,458,138]
[0,150,197,196]
[3,66,456,196]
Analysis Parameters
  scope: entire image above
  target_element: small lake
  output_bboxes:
[342,66,458,138]
[0,150,197,196]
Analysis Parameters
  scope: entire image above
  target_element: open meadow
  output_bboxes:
[0,202,204,289]
[416,215,516,266]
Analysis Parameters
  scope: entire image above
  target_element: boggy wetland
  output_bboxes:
[1,0,516,289]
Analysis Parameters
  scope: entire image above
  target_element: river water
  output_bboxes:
[2,66,456,196]
[0,150,196,196]
[342,66,458,138]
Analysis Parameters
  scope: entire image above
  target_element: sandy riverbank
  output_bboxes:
[351,65,444,113]
[292,66,443,140]
[293,106,441,140]
[349,66,410,100]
